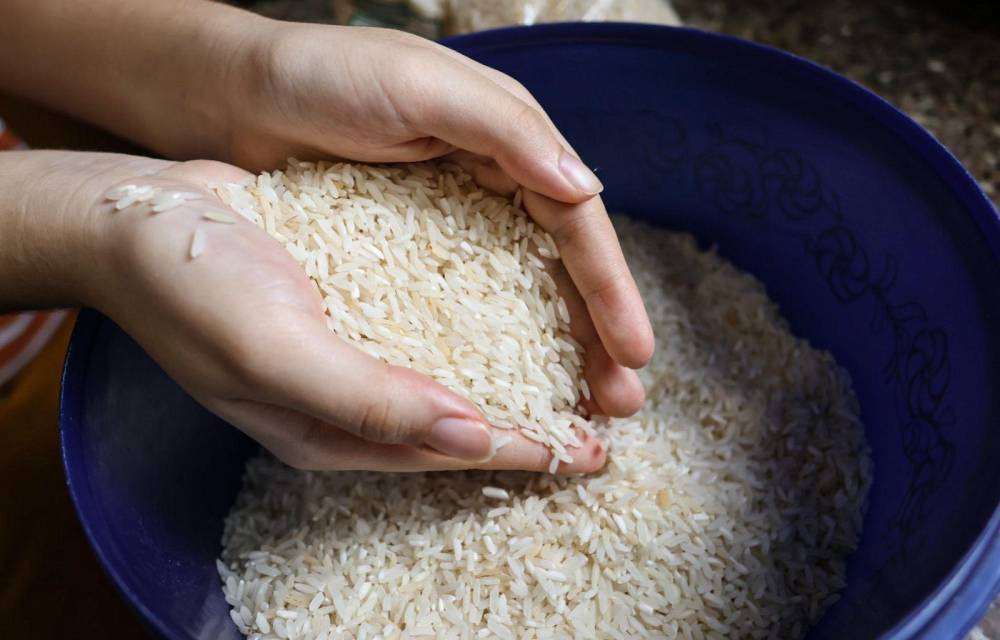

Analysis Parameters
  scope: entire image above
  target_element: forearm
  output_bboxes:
[0,0,261,160]
[0,150,162,311]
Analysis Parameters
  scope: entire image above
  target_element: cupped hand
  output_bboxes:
[219,23,654,417]
[83,157,607,473]
[1,2,654,424]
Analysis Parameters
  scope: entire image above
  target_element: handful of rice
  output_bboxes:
[218,161,591,466]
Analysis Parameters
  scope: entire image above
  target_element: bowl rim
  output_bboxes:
[60,21,1000,640]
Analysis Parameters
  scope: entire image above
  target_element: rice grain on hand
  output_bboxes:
[189,227,206,259]
[202,210,236,224]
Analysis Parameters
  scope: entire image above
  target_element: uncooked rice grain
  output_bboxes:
[218,210,872,639]
[106,185,201,214]
[482,486,511,500]
[217,160,590,461]
[152,191,199,213]
[189,227,206,259]
[107,184,159,210]
[203,210,237,224]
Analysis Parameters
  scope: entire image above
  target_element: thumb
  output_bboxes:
[253,321,495,461]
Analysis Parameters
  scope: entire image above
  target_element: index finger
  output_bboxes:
[523,189,654,369]
[403,52,604,204]
[219,399,605,474]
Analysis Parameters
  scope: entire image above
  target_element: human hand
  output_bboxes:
[221,23,654,418]
[28,153,606,473]
[1,2,653,419]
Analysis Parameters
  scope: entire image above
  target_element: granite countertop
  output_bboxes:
[673,0,1000,203]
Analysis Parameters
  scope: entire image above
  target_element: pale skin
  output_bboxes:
[0,0,654,473]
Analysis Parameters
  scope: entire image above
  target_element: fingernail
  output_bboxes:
[427,418,493,461]
[558,150,603,195]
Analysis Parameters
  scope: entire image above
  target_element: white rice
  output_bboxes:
[106,184,159,210]
[482,486,511,500]
[217,160,589,460]
[151,190,199,212]
[203,210,237,224]
[218,207,872,639]
[189,227,206,259]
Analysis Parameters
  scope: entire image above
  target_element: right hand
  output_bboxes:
[223,22,655,419]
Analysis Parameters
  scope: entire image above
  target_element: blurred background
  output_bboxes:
[0,0,996,637]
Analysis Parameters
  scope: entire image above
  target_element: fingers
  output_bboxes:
[215,398,605,474]
[448,152,649,412]
[584,347,647,417]
[547,258,646,417]
[402,54,603,204]
[432,42,576,152]
[246,316,495,461]
[439,153,646,413]
[522,189,655,369]
[429,47,654,369]
[214,399,466,472]
[486,429,606,474]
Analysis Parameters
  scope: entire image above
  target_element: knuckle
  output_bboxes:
[536,446,555,473]
[279,417,341,471]
[500,75,534,104]
[276,448,313,470]
[380,57,436,125]
[225,338,271,388]
[223,325,295,392]
[551,212,591,252]
[271,434,317,470]
[507,77,531,98]
[504,100,548,142]
[293,417,324,461]
[583,263,630,304]
[353,362,404,443]
[257,27,300,91]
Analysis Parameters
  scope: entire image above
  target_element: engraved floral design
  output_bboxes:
[691,121,955,577]
[560,109,955,593]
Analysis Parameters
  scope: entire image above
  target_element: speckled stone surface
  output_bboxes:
[673,0,1000,203]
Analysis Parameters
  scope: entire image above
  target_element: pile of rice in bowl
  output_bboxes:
[216,161,872,639]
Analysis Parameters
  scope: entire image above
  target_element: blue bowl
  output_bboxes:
[60,23,1000,640]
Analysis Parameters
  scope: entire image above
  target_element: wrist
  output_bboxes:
[215,16,296,167]
[0,151,170,311]
[221,19,342,170]
[129,5,272,162]
[0,1,268,164]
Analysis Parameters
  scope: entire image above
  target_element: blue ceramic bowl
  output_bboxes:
[61,23,1000,640]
